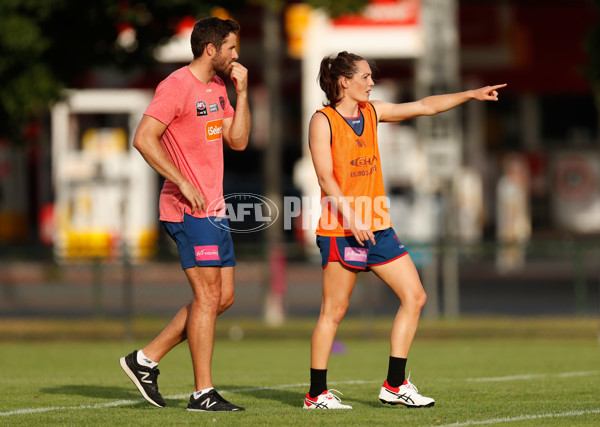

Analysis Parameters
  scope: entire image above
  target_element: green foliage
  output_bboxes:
[0,1,62,142]
[0,0,370,143]
[0,0,216,142]
[584,0,600,100]
[249,0,369,15]
[306,0,369,18]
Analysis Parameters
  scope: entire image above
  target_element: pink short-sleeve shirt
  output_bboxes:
[144,67,235,222]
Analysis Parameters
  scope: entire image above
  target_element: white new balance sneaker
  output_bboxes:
[378,375,435,408]
[303,389,352,409]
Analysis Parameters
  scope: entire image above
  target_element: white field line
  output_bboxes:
[437,409,600,427]
[0,400,144,417]
[0,371,598,418]
[463,370,600,382]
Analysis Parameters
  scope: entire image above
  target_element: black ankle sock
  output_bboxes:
[309,368,327,398]
[386,356,407,388]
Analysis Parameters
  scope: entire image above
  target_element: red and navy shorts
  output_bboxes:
[162,214,236,270]
[316,227,408,270]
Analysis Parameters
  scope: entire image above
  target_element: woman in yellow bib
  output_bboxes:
[303,51,506,410]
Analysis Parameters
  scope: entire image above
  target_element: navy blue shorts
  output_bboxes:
[316,227,408,270]
[162,214,236,270]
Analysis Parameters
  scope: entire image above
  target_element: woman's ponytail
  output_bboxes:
[317,51,369,106]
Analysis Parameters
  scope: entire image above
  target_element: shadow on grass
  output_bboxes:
[40,385,148,406]
[40,384,381,410]
[222,384,376,409]
[40,384,190,410]
[225,386,300,408]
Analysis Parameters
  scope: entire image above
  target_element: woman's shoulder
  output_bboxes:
[316,105,334,115]
[310,109,331,128]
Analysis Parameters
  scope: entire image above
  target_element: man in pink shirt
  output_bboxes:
[119,17,250,412]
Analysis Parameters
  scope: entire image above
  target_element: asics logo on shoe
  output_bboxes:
[201,397,217,409]
[379,379,434,408]
[305,399,329,409]
[396,393,415,404]
[385,388,415,404]
[139,371,153,384]
[303,389,352,409]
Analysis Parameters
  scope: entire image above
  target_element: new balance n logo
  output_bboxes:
[201,397,217,409]
[139,371,152,384]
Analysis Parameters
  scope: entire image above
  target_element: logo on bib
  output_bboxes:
[344,247,367,262]
[350,155,378,167]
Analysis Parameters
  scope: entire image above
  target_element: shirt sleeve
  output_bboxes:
[222,94,235,119]
[213,76,235,119]
[144,77,182,126]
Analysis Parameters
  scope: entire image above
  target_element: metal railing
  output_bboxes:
[0,238,598,319]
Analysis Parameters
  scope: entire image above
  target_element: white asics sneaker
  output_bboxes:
[378,375,435,408]
[303,389,352,409]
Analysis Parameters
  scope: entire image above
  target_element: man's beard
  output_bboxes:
[213,55,232,78]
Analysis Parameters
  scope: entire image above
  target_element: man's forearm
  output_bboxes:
[227,93,251,150]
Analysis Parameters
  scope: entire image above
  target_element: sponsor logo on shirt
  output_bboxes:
[206,119,223,141]
[219,96,226,110]
[194,245,220,261]
[355,138,366,147]
[196,100,207,116]
[350,165,378,178]
[344,247,368,262]
[209,103,219,113]
[350,155,378,167]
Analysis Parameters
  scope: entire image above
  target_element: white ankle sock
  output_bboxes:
[193,387,214,400]
[136,350,158,368]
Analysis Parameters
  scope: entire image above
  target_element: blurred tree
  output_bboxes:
[0,0,368,143]
[0,0,216,143]
[253,0,368,15]
[585,0,600,101]
[0,1,59,143]
[305,0,369,17]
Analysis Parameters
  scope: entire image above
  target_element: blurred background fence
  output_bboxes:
[1,239,598,320]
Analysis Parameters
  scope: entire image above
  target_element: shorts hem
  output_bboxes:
[323,260,366,271]
[181,261,236,270]
[366,251,408,267]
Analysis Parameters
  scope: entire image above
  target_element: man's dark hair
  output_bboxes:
[191,17,240,59]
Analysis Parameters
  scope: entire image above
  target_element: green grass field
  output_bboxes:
[1,317,599,426]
